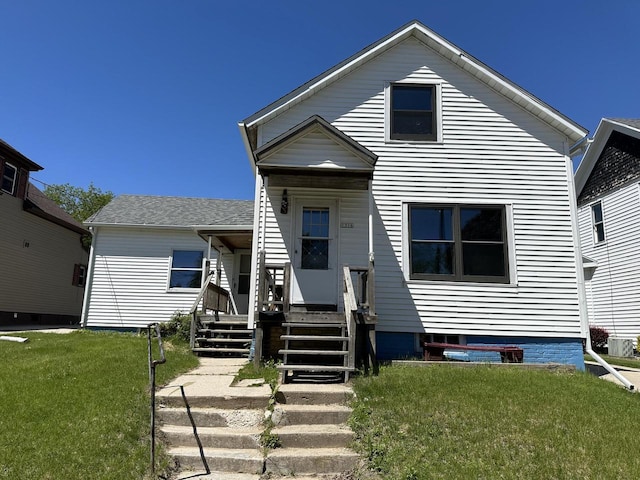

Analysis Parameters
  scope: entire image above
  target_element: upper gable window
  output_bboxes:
[389,83,439,142]
[1,162,17,195]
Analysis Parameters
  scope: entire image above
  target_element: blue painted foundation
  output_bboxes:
[376,332,585,370]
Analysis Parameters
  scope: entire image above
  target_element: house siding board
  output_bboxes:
[255,36,581,339]
[578,183,640,342]
[84,228,215,328]
[0,194,87,317]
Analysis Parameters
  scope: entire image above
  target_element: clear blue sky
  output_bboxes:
[1,0,638,200]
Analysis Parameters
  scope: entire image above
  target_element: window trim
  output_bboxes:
[1,161,17,195]
[167,250,205,291]
[72,264,87,287]
[404,203,511,284]
[385,81,442,143]
[591,201,606,245]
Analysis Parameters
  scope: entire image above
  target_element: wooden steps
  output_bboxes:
[193,314,252,357]
[277,317,354,383]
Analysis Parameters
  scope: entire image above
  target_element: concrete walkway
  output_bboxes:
[586,360,640,391]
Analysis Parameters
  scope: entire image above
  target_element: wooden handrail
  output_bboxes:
[188,271,231,349]
[342,265,358,371]
[256,250,290,312]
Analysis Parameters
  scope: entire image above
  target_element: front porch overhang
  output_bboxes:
[194,226,252,254]
[253,115,377,189]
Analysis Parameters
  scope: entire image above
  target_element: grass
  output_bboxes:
[585,353,640,370]
[0,330,198,480]
[350,364,640,480]
[234,359,280,389]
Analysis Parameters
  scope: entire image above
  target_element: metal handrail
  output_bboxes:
[147,322,166,475]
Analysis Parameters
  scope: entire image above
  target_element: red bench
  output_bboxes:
[423,342,524,363]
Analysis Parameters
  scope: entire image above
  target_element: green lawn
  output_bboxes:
[0,330,198,480]
[350,364,640,480]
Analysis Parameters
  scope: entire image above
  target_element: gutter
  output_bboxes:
[80,226,99,328]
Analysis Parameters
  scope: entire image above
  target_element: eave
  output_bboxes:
[239,20,588,151]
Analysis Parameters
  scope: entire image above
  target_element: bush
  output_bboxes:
[159,312,192,342]
[590,325,609,353]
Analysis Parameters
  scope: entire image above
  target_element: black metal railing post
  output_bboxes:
[147,323,166,475]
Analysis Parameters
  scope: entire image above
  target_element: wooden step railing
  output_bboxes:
[189,271,232,349]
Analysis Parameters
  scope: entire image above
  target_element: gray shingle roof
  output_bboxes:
[85,195,254,228]
[607,118,640,130]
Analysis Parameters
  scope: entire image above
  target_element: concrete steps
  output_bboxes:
[264,383,359,476]
[160,358,359,478]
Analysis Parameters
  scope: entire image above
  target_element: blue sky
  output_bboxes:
[1,0,638,201]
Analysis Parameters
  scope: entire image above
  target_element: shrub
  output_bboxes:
[590,325,609,353]
[159,311,192,342]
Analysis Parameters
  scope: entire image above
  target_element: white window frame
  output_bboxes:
[385,81,443,144]
[402,201,516,285]
[1,161,17,195]
[167,250,205,291]
[591,201,606,245]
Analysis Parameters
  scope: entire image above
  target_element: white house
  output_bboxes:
[0,139,89,326]
[575,118,640,344]
[238,20,589,369]
[81,195,253,329]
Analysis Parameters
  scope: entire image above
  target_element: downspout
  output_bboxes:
[247,175,264,329]
[565,144,634,390]
[80,226,98,328]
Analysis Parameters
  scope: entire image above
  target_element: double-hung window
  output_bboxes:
[591,201,605,244]
[408,204,509,283]
[169,250,204,289]
[1,161,17,195]
[389,83,438,141]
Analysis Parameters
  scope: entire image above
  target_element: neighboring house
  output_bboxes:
[238,20,589,368]
[0,139,89,325]
[81,195,254,328]
[575,118,640,344]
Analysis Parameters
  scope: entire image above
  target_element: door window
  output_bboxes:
[301,207,330,270]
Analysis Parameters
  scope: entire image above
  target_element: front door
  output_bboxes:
[291,199,338,307]
[233,250,251,314]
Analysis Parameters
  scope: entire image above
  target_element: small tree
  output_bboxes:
[44,182,114,223]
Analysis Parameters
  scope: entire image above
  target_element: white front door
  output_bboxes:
[291,199,338,306]
[233,250,252,314]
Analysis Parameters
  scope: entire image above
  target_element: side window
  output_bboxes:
[591,202,605,244]
[1,161,17,195]
[169,250,204,289]
[388,83,438,142]
[72,264,87,287]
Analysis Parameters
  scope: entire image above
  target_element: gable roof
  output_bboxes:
[239,20,587,156]
[0,139,43,172]
[255,115,377,173]
[84,195,254,229]
[575,118,640,198]
[23,183,88,235]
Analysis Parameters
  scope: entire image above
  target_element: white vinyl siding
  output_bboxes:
[253,37,581,338]
[578,182,640,343]
[0,194,87,316]
[84,227,220,328]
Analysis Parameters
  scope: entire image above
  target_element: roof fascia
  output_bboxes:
[574,118,640,195]
[254,115,377,168]
[242,21,587,142]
